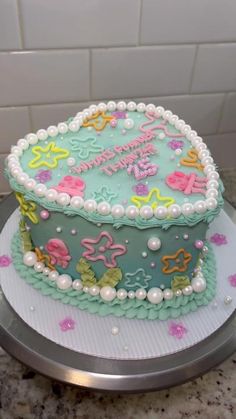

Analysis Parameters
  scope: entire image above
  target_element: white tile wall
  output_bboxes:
[0,0,235,192]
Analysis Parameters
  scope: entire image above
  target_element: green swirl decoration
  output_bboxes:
[11,231,217,321]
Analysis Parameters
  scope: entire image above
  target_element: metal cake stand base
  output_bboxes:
[0,194,235,393]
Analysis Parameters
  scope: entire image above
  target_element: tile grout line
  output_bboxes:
[216,93,228,134]
[16,0,25,49]
[137,0,143,46]
[27,106,34,132]
[188,45,199,94]
[89,49,92,101]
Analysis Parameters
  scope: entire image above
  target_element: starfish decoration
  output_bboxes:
[59,317,75,332]
[82,111,114,131]
[81,231,127,268]
[162,248,192,274]
[92,185,117,203]
[131,187,175,209]
[28,142,69,169]
[180,149,204,172]
[124,268,152,290]
[15,192,39,224]
[69,137,104,159]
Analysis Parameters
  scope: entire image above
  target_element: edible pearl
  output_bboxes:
[25,179,36,191]
[47,126,58,137]
[196,143,207,152]
[83,286,89,293]
[182,285,193,296]
[89,285,100,296]
[140,205,153,219]
[17,138,29,150]
[56,227,62,233]
[71,229,77,235]
[111,326,119,336]
[186,130,197,141]
[146,104,156,113]
[23,251,37,267]
[125,205,139,219]
[100,286,116,301]
[169,115,179,125]
[40,209,50,220]
[27,133,38,145]
[195,240,204,249]
[142,251,148,258]
[123,118,134,130]
[89,104,98,114]
[11,167,21,177]
[175,289,182,297]
[207,180,219,189]
[154,206,168,219]
[191,276,206,293]
[57,274,72,290]
[194,200,207,214]
[202,246,208,254]
[128,290,135,299]
[202,156,213,166]
[70,196,84,209]
[183,234,189,240]
[224,296,232,305]
[43,267,50,276]
[84,199,97,212]
[182,202,194,216]
[175,148,182,156]
[181,124,191,135]
[163,289,174,300]
[97,201,111,216]
[168,204,181,218]
[48,270,59,281]
[204,164,215,175]
[17,173,29,185]
[117,101,126,111]
[155,106,164,117]
[207,171,220,181]
[147,288,163,304]
[57,192,71,206]
[67,157,76,167]
[163,110,173,120]
[110,119,117,128]
[127,101,136,111]
[72,279,83,290]
[206,197,217,210]
[98,102,107,112]
[107,101,116,111]
[198,150,210,160]
[175,119,185,130]
[111,204,125,218]
[135,288,147,300]
[69,121,79,133]
[117,289,128,300]
[34,183,47,197]
[46,189,58,202]
[206,188,218,199]
[11,146,22,157]
[36,129,48,141]
[191,136,203,147]
[57,122,68,134]
[137,103,146,112]
[158,132,165,140]
[147,237,161,251]
[34,261,45,273]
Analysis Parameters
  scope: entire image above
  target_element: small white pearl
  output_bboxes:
[147,237,161,251]
[201,156,213,166]
[140,205,153,219]
[48,270,59,281]
[56,192,71,206]
[123,118,134,130]
[163,110,173,120]
[57,274,72,290]
[89,285,100,296]
[175,148,182,156]
[127,101,136,111]
[58,122,68,135]
[70,196,84,209]
[34,183,47,197]
[23,251,37,267]
[137,103,146,112]
[168,204,181,218]
[47,125,58,138]
[36,129,48,141]
[43,267,50,276]
[107,101,116,111]
[128,290,135,299]
[97,201,111,216]
[111,326,120,336]
[25,178,36,190]
[46,189,58,202]
[89,104,98,114]
[83,108,93,119]
[56,226,62,233]
[117,101,126,111]
[175,289,182,297]
[26,133,38,145]
[11,146,22,157]
[135,288,147,300]
[154,206,168,219]
[125,205,139,219]
[72,279,83,290]
[191,276,206,293]
[83,286,89,293]
[11,167,21,177]
[194,200,207,214]
[100,286,116,301]
[198,150,210,160]
[34,261,45,273]
[17,138,29,150]
[158,132,165,140]
[155,106,164,117]
[163,289,174,300]
[196,143,207,152]
[182,202,194,216]
[69,121,80,133]
[84,199,97,212]
[98,102,107,112]
[117,289,128,300]
[146,104,156,113]
[67,157,76,167]
[175,119,185,130]
[182,285,193,296]
[206,197,217,210]
[111,204,125,218]
[142,251,148,258]
[147,288,163,304]
[224,296,232,305]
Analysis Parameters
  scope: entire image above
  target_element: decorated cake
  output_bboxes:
[5,101,224,320]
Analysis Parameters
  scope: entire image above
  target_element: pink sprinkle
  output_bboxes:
[0,255,12,267]
[168,321,187,339]
[210,233,227,246]
[59,317,75,332]
[228,274,236,287]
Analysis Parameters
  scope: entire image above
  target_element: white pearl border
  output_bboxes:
[8,101,220,220]
[23,250,207,304]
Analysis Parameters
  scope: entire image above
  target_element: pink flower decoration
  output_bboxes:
[35,169,52,183]
[52,175,85,197]
[228,274,236,287]
[45,239,71,268]
[132,183,149,196]
[168,321,187,339]
[210,233,227,246]
[168,140,184,150]
[112,111,127,119]
[0,255,12,267]
[81,231,127,268]
[59,317,75,332]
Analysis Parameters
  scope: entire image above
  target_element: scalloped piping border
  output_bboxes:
[11,231,217,321]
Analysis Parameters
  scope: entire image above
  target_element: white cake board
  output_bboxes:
[0,209,235,360]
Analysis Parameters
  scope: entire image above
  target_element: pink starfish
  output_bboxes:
[59,317,75,332]
[81,231,127,268]
[168,321,187,339]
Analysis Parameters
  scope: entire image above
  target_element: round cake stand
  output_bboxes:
[0,194,235,393]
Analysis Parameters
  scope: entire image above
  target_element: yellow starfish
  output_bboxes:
[161,248,192,274]
[29,142,69,169]
[82,111,114,131]
[131,187,175,209]
[15,192,39,224]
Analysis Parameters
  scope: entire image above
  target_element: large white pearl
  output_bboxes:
[23,251,37,267]
[67,157,76,167]
[155,106,164,117]
[70,196,84,209]
[163,110,173,120]
[89,285,100,296]
[34,261,45,272]
[72,279,83,290]
[57,274,72,290]
[97,201,111,216]
[107,101,116,111]
[191,276,206,293]
[98,102,107,112]
[169,114,179,125]
[163,288,174,300]
[207,180,219,189]
[140,205,153,219]
[89,104,98,114]
[206,197,217,210]
[11,146,22,157]
[147,288,163,304]
[84,199,97,212]
[137,103,146,112]
[17,138,29,150]
[34,183,47,197]
[58,122,68,134]
[100,286,116,301]
[186,130,197,141]
[36,129,48,141]
[123,118,134,130]
[182,203,194,216]
[206,188,218,199]
[196,143,207,152]
[11,167,21,177]
[175,119,185,130]
[127,101,136,111]
[135,288,147,300]
[191,136,203,147]
[147,237,161,251]
[168,204,181,218]
[146,104,156,113]
[83,108,93,119]
[203,164,215,175]
[182,285,193,296]
[194,200,207,214]
[117,101,126,111]
[69,121,80,133]
[125,205,139,219]
[25,178,37,190]
[111,204,125,218]
[17,173,29,185]
[48,270,59,281]
[207,171,220,181]
[45,189,58,202]
[202,156,213,166]
[117,288,128,300]
[154,206,168,219]
[198,150,210,160]
[26,133,38,145]
[47,125,58,137]
[57,192,70,206]
[181,124,191,135]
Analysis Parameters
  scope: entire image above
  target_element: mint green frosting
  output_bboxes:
[11,231,216,320]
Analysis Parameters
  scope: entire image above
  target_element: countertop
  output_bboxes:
[0,168,236,419]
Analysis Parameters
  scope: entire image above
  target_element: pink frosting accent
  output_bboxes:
[45,238,71,268]
[140,112,184,138]
[59,317,75,331]
[168,321,187,339]
[165,171,207,195]
[53,175,85,197]
[81,231,127,268]
[127,157,158,180]
[0,255,12,267]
